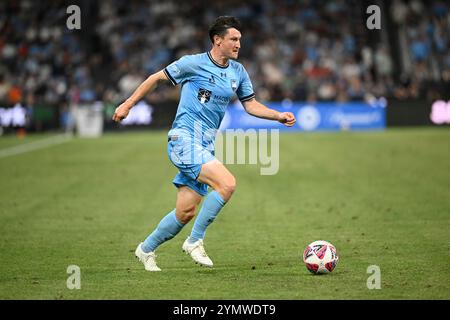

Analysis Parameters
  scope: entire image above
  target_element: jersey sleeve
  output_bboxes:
[236,66,255,102]
[163,55,195,86]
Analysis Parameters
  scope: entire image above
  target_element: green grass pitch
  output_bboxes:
[0,128,449,299]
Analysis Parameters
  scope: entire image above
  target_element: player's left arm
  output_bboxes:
[242,98,296,127]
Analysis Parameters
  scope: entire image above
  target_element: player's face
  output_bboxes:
[220,28,241,59]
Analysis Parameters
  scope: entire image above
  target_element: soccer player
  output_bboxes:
[112,16,296,271]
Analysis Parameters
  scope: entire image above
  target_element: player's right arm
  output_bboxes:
[112,70,168,122]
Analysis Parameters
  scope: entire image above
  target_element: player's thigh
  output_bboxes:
[198,159,236,192]
[176,186,202,215]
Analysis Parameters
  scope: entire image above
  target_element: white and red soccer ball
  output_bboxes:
[303,240,339,274]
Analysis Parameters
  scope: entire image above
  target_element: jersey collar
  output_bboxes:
[207,51,229,69]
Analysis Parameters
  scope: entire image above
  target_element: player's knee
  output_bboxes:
[227,177,237,195]
[177,206,196,224]
[219,177,236,200]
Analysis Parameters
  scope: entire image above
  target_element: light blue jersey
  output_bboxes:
[164,52,255,145]
[163,52,255,196]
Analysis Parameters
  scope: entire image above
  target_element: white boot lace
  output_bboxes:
[196,240,207,257]
[145,253,157,265]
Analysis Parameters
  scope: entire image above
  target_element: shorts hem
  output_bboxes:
[173,181,208,197]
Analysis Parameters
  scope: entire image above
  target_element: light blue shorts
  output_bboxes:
[167,134,216,196]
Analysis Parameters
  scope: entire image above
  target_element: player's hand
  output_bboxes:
[278,112,296,127]
[112,101,133,122]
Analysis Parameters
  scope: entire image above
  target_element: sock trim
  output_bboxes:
[172,212,185,227]
[211,190,226,206]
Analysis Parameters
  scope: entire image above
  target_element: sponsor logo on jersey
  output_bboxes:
[197,88,212,104]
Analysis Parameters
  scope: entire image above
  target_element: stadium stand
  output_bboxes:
[0,0,449,130]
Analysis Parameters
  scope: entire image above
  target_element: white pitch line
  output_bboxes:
[0,134,74,159]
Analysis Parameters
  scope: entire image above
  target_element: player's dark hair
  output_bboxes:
[208,16,242,44]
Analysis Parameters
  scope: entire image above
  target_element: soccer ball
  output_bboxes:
[302,240,339,274]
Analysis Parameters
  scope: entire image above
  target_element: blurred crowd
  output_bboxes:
[390,0,450,101]
[0,0,449,117]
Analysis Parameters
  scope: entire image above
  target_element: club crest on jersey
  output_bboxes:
[231,79,237,92]
[197,88,212,104]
